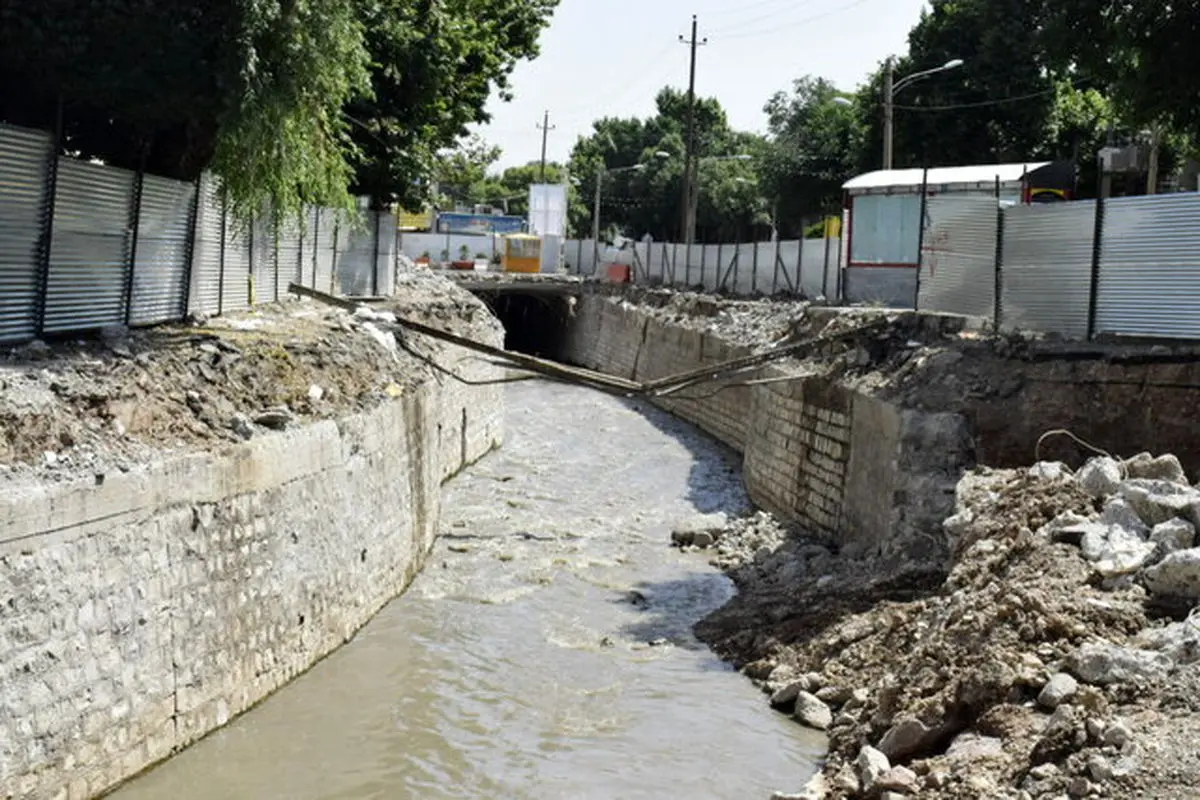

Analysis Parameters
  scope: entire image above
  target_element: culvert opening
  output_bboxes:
[480,293,573,359]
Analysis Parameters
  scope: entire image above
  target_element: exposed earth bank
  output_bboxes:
[683,454,1200,799]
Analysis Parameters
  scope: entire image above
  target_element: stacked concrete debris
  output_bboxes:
[695,453,1200,800]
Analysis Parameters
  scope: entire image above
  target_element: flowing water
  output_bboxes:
[111,382,823,800]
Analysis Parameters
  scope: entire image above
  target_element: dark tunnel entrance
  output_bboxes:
[479,293,573,359]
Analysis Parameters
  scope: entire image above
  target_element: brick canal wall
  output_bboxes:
[0,330,503,800]
[563,296,972,557]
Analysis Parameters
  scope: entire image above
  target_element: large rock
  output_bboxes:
[1037,672,1079,710]
[877,767,920,795]
[856,745,891,791]
[1135,620,1200,665]
[1120,479,1200,527]
[945,733,1004,761]
[1077,457,1123,498]
[1143,548,1200,599]
[793,691,833,731]
[878,717,940,761]
[1150,518,1197,555]
[1066,641,1172,685]
[1124,452,1188,485]
[1075,516,1155,576]
[1101,496,1150,538]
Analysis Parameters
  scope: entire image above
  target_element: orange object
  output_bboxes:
[606,264,631,283]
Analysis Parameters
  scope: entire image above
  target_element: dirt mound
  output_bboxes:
[0,271,497,484]
[698,466,1200,799]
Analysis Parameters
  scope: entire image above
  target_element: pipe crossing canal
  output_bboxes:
[109,381,822,799]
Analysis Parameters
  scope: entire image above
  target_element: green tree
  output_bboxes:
[566,87,760,241]
[760,76,862,236]
[348,0,558,209]
[857,0,1055,170]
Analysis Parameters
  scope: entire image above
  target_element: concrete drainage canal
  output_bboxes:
[109,369,823,795]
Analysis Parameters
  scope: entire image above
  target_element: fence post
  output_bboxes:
[993,203,1006,330]
[1086,192,1106,340]
[751,240,759,295]
[913,168,930,310]
[330,215,340,294]
[822,221,833,299]
[370,210,381,296]
[122,159,146,324]
[273,212,282,302]
[33,97,64,339]
[310,208,320,288]
[179,175,202,317]
[217,189,227,315]
[771,237,781,296]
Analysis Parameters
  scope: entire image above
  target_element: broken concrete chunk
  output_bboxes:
[1037,672,1079,710]
[945,733,1004,760]
[1150,518,1196,555]
[1103,720,1132,749]
[770,680,805,708]
[856,745,891,791]
[1041,512,1096,545]
[793,691,833,731]
[1066,641,1171,685]
[1142,548,1200,599]
[1100,496,1150,538]
[877,766,920,795]
[1120,479,1200,528]
[228,413,255,441]
[1134,620,1200,665]
[1124,452,1188,485]
[1029,461,1070,481]
[1076,456,1123,498]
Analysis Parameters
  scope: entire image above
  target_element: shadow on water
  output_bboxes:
[616,394,751,517]
[609,572,740,654]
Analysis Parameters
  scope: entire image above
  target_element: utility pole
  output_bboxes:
[679,15,707,247]
[883,57,895,171]
[537,110,555,182]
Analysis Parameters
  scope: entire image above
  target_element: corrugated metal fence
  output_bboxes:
[0,122,398,344]
[562,235,842,297]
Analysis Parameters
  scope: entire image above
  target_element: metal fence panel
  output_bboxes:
[918,196,998,317]
[799,239,828,297]
[1000,201,1094,337]
[250,215,275,304]
[777,240,800,295]
[1093,194,1200,339]
[732,243,756,295]
[189,176,223,315]
[221,213,252,312]
[0,124,51,342]
[313,208,338,294]
[753,242,776,295]
[128,174,195,325]
[43,159,135,333]
[843,266,917,307]
[277,214,304,299]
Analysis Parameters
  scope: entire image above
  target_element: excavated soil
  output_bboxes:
[693,470,1200,799]
[0,271,498,485]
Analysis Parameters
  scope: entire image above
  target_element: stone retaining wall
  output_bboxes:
[564,296,972,557]
[0,336,503,799]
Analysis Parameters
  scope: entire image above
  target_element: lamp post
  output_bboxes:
[883,57,963,170]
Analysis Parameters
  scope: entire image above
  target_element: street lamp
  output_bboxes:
[883,57,963,170]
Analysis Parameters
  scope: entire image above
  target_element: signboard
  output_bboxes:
[436,212,525,235]
[397,207,434,231]
[528,183,568,238]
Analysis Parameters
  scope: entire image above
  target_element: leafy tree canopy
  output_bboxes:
[0,0,558,217]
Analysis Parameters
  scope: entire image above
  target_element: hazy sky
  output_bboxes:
[476,0,930,170]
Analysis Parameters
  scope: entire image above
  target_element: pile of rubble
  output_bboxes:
[0,272,497,484]
[693,452,1200,799]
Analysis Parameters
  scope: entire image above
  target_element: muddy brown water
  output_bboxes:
[110,382,823,799]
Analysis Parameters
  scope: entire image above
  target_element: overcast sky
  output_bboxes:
[475,0,930,170]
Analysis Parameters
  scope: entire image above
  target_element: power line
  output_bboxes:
[891,86,1059,111]
[706,0,829,34]
[716,0,875,41]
